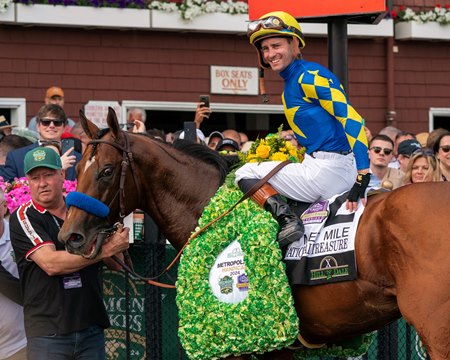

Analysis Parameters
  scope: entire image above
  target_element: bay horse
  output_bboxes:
[59,108,450,360]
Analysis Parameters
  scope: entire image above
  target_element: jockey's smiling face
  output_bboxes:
[260,37,297,73]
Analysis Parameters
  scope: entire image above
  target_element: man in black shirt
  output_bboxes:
[10,147,129,360]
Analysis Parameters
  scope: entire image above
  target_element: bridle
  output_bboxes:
[87,130,177,288]
[88,129,142,224]
[85,130,292,289]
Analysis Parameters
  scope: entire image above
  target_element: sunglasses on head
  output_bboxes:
[412,148,435,157]
[39,118,65,127]
[439,145,450,153]
[247,16,304,41]
[370,147,393,156]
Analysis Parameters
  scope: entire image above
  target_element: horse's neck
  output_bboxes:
[141,151,222,250]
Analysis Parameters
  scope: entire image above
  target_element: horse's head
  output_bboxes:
[59,107,141,258]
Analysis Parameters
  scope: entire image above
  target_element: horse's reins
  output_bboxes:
[88,129,291,288]
[110,159,292,288]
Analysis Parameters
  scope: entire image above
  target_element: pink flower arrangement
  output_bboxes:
[0,177,77,214]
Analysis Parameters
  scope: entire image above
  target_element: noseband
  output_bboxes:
[88,129,142,222]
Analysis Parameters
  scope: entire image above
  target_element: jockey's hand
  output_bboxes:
[346,172,371,212]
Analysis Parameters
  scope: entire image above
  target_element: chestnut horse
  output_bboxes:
[59,109,450,360]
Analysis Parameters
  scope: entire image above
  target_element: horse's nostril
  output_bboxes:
[67,234,85,248]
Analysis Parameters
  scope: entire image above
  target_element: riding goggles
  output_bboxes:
[247,16,304,40]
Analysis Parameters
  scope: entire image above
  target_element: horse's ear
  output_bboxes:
[79,110,99,140]
[106,107,121,139]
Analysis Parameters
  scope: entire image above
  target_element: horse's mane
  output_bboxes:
[92,129,230,186]
[172,139,230,185]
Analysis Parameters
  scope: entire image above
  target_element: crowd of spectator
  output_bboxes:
[0,85,448,359]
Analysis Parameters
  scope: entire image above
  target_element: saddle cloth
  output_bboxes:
[283,191,366,285]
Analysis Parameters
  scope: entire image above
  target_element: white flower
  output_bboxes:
[0,0,13,13]
[397,6,450,25]
[149,0,248,21]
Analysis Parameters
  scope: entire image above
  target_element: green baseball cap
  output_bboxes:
[24,147,62,175]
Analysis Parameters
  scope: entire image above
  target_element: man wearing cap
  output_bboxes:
[0,104,81,182]
[0,115,17,140]
[27,87,75,133]
[236,11,370,249]
[216,138,240,153]
[397,139,422,173]
[208,131,224,150]
[9,147,129,360]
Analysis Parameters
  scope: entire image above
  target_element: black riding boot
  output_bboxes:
[238,179,304,248]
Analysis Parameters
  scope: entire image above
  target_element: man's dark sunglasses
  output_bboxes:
[39,118,65,127]
[370,146,393,156]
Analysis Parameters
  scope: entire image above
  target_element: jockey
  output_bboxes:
[236,11,371,249]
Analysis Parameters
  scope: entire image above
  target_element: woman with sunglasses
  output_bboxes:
[432,131,450,181]
[236,11,370,250]
[403,150,440,184]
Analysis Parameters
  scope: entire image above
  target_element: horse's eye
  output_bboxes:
[99,167,114,179]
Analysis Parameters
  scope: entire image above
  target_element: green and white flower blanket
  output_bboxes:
[176,184,299,360]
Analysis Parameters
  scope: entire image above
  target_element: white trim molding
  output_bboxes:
[0,98,27,128]
[121,100,283,126]
[6,5,395,38]
[150,10,248,33]
[0,4,15,23]
[395,22,450,41]
[15,4,151,29]
[429,107,450,131]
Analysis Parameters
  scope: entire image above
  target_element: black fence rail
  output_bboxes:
[102,215,429,360]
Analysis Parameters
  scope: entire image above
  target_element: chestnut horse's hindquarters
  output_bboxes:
[356,183,450,360]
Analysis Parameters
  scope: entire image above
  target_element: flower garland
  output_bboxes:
[294,332,376,359]
[239,130,306,164]
[391,5,450,25]
[0,177,77,213]
[176,183,299,359]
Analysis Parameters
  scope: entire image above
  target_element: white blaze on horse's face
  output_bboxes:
[83,155,96,175]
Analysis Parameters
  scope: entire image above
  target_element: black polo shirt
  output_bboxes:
[10,200,110,339]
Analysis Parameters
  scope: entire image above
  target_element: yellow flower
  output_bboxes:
[270,152,289,161]
[289,149,298,157]
[256,144,271,159]
[285,141,295,150]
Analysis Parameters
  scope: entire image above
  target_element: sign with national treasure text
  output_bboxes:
[210,66,258,95]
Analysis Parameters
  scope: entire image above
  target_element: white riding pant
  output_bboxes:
[235,152,357,203]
